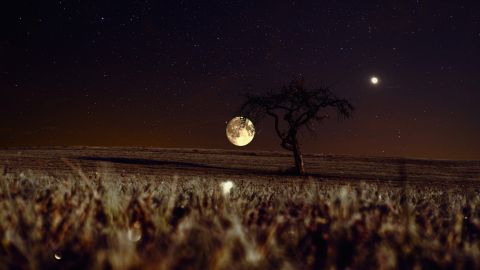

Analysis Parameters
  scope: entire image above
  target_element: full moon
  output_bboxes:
[226,117,255,146]
[370,76,379,85]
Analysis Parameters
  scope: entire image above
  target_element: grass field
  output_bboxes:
[1,147,480,269]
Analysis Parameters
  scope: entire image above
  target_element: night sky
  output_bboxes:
[2,1,480,159]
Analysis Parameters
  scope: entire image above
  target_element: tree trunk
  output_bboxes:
[292,139,305,175]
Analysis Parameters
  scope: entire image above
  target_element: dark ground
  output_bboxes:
[1,147,479,187]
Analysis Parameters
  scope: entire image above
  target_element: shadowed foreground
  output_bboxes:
[1,147,480,269]
[1,172,480,269]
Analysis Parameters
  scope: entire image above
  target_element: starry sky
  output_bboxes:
[1,0,480,159]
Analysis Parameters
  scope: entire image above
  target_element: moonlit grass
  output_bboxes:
[127,222,142,242]
[220,181,234,195]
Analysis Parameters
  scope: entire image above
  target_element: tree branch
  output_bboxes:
[266,109,285,140]
[281,139,294,151]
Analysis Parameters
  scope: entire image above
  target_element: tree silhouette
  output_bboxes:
[239,78,354,175]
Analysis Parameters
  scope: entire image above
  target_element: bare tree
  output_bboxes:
[239,78,354,175]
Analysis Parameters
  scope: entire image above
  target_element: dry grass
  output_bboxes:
[1,168,480,269]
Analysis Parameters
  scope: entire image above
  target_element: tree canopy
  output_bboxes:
[238,78,354,174]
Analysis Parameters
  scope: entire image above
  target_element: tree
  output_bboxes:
[238,78,354,175]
